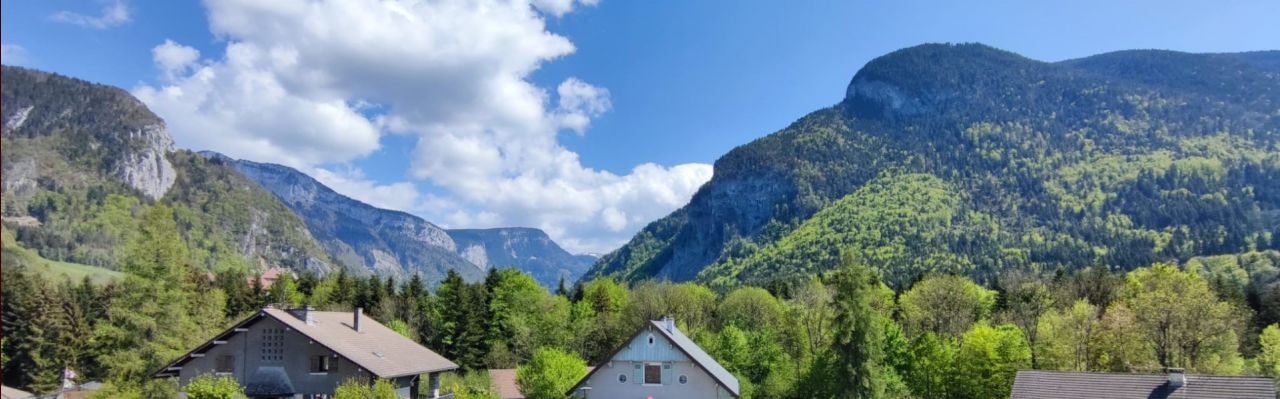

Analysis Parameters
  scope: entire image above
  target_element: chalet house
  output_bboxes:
[1010,369,1276,399]
[154,306,458,399]
[566,317,739,399]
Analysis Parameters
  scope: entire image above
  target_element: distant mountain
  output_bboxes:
[587,44,1280,289]
[211,154,483,285]
[218,154,589,287]
[1,66,336,274]
[447,227,594,287]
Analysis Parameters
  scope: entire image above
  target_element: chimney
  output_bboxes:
[662,316,674,333]
[290,305,316,325]
[1166,368,1186,388]
[354,308,363,332]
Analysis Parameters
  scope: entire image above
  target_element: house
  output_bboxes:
[566,317,739,399]
[154,306,458,399]
[1010,369,1276,399]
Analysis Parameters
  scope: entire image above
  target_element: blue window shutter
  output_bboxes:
[661,362,672,385]
[633,363,642,384]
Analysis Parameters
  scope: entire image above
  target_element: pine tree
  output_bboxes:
[826,254,886,399]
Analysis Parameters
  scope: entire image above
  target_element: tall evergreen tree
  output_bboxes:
[826,254,887,399]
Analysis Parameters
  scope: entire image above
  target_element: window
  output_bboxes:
[215,355,234,373]
[646,334,655,346]
[644,363,661,385]
[311,355,332,373]
[261,328,284,362]
[678,375,688,384]
[617,374,627,383]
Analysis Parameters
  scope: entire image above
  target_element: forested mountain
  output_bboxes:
[587,44,1280,288]
[216,154,591,287]
[1,66,336,274]
[448,227,595,287]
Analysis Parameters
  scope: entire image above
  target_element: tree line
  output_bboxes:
[5,204,1280,398]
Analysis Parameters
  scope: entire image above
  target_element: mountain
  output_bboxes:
[447,227,595,287]
[586,44,1280,289]
[219,155,590,286]
[211,155,483,285]
[1,66,336,274]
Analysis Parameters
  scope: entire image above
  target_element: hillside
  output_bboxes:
[220,154,593,286]
[587,44,1280,288]
[216,154,485,284]
[1,66,336,275]
[448,227,595,287]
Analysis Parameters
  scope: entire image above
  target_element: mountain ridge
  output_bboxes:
[587,43,1280,288]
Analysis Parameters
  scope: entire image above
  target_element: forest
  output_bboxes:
[6,202,1280,399]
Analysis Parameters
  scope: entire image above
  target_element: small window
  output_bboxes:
[678,375,688,384]
[215,355,234,373]
[617,373,627,383]
[311,355,332,373]
[647,334,655,346]
[644,363,661,385]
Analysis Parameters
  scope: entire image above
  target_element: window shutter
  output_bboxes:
[661,362,672,385]
[633,363,642,385]
[310,356,319,372]
[330,356,338,372]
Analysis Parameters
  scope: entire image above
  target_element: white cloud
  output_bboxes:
[1,44,29,66]
[310,168,421,212]
[151,39,200,81]
[50,0,131,29]
[137,0,711,254]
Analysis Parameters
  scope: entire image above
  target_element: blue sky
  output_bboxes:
[3,0,1278,253]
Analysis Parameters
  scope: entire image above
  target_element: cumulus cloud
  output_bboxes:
[50,0,131,29]
[310,168,422,212]
[136,0,710,254]
[1,44,29,66]
[151,39,200,81]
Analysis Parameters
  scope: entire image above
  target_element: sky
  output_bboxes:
[3,0,1278,254]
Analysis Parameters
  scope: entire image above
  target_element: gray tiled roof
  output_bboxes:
[648,320,740,396]
[263,308,457,378]
[1011,370,1275,399]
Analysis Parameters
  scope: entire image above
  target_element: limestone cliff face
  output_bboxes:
[447,227,596,288]
[113,123,176,200]
[1,66,175,201]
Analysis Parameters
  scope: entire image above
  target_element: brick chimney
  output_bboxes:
[1167,368,1186,388]
[354,307,363,332]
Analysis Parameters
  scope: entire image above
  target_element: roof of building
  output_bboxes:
[488,369,523,399]
[1,385,34,399]
[1010,370,1276,399]
[565,319,740,397]
[154,307,458,379]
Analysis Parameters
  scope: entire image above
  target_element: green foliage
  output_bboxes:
[717,287,784,332]
[899,274,996,337]
[515,348,587,399]
[1257,325,1280,380]
[184,374,247,399]
[93,205,227,388]
[333,378,398,399]
[954,322,1032,399]
[439,371,499,399]
[824,255,887,399]
[1036,300,1101,371]
[1118,263,1245,373]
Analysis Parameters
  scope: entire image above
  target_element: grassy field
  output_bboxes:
[3,227,124,284]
